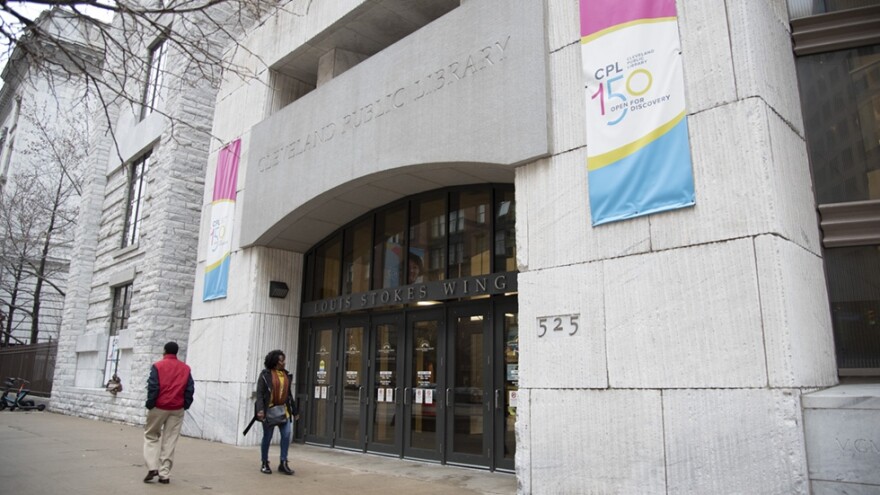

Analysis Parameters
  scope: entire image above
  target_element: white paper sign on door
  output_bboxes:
[377,388,386,402]
[425,389,434,404]
[415,388,424,404]
[386,388,394,403]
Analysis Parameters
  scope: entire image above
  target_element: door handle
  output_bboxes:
[495,389,501,410]
[404,387,410,405]
[446,388,452,408]
[358,386,364,404]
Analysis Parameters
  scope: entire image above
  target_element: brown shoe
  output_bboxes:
[144,470,159,482]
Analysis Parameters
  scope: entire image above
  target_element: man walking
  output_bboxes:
[143,341,194,484]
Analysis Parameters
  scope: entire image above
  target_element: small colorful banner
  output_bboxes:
[581,0,695,226]
[203,139,241,301]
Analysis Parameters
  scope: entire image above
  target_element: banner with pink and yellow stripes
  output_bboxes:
[581,0,695,226]
[203,139,241,301]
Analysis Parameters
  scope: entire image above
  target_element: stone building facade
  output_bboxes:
[51,0,880,493]
[50,5,252,420]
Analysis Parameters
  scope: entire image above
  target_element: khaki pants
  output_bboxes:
[143,407,185,478]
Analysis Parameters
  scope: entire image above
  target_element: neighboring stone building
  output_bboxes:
[49,4,255,420]
[51,0,880,493]
[0,9,102,346]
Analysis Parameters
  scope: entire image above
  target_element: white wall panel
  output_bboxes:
[528,389,666,494]
[727,0,804,134]
[664,389,809,495]
[756,235,836,387]
[677,0,737,113]
[519,262,607,389]
[605,239,767,387]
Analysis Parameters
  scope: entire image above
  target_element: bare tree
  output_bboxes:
[0,166,42,345]
[0,0,291,153]
[0,104,85,345]
[0,1,303,345]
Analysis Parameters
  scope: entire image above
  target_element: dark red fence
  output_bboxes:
[0,342,56,396]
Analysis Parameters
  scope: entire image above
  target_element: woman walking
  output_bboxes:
[256,349,299,475]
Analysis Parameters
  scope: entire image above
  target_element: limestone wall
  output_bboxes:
[513,1,836,493]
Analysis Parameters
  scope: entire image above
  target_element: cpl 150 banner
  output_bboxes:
[203,139,241,301]
[581,0,695,226]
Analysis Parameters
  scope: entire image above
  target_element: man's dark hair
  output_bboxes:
[264,349,285,369]
[164,341,179,355]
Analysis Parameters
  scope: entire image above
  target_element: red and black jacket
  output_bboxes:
[146,354,194,410]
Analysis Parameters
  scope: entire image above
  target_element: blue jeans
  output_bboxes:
[260,419,291,462]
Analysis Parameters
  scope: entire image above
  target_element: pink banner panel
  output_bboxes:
[212,139,241,201]
[580,0,677,38]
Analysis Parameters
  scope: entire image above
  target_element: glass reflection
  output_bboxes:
[503,311,518,460]
[798,44,880,204]
[374,206,406,289]
[310,329,333,436]
[371,323,398,445]
[495,189,516,273]
[825,246,880,369]
[453,315,484,456]
[339,326,364,442]
[449,190,491,278]
[409,195,446,284]
[315,235,342,299]
[343,219,373,294]
[410,320,438,450]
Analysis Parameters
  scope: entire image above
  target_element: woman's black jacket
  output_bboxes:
[256,368,298,418]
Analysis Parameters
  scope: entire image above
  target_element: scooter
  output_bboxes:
[0,377,45,411]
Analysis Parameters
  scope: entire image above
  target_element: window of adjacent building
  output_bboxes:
[122,152,150,247]
[799,45,880,204]
[794,6,880,374]
[788,0,880,19]
[304,185,514,304]
[141,40,167,119]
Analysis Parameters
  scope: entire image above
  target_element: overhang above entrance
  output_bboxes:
[255,163,514,252]
[273,0,461,86]
[241,0,549,252]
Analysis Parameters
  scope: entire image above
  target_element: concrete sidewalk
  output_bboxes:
[0,410,516,495]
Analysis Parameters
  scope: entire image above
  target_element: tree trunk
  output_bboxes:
[30,169,64,344]
[4,262,23,347]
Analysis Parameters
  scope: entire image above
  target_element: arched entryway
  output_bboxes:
[296,184,518,471]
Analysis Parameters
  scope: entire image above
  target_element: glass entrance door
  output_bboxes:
[366,313,403,455]
[335,317,367,450]
[494,299,518,471]
[306,319,337,445]
[446,304,490,466]
[403,309,444,461]
[299,298,518,469]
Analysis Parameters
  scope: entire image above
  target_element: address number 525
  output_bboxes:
[537,314,580,338]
